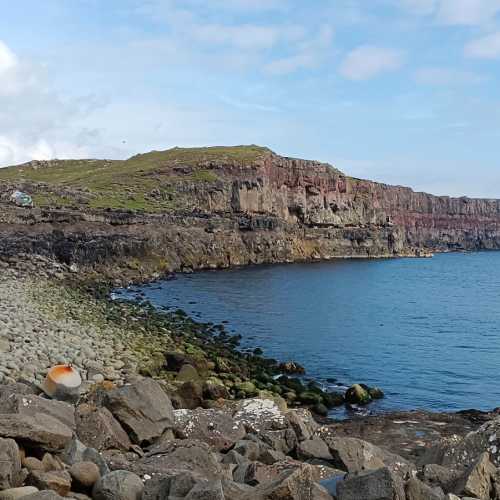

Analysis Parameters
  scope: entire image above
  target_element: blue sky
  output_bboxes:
[1,0,500,197]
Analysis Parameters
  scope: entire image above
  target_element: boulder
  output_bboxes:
[104,378,174,445]
[260,429,298,455]
[21,492,64,500]
[26,470,72,497]
[286,409,318,442]
[257,464,332,499]
[75,404,132,452]
[184,480,225,499]
[173,408,246,452]
[2,394,75,430]
[203,380,230,401]
[344,384,371,405]
[0,438,22,489]
[422,463,461,492]
[69,461,101,489]
[233,399,288,433]
[324,436,414,477]
[0,414,72,452]
[136,440,224,480]
[61,437,110,477]
[406,477,444,500]
[453,452,496,499]
[296,438,333,462]
[221,479,256,500]
[0,487,39,500]
[177,381,204,410]
[176,365,201,383]
[233,440,261,461]
[337,467,405,500]
[235,382,258,398]
[92,470,143,500]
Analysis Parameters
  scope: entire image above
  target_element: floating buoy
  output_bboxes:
[42,364,82,400]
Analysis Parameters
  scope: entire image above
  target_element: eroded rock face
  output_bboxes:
[2,149,500,273]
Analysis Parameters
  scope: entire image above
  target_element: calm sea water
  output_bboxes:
[122,252,500,416]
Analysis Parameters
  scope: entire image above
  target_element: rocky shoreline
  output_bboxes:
[1,255,500,499]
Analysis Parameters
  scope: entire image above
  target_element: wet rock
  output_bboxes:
[69,461,101,489]
[405,477,444,500]
[278,362,305,375]
[453,452,496,499]
[0,438,22,489]
[92,470,143,500]
[0,414,72,452]
[344,384,371,405]
[324,436,415,477]
[26,470,72,497]
[0,487,39,500]
[75,404,132,452]
[296,438,333,462]
[173,408,246,452]
[104,378,174,445]
[337,467,405,500]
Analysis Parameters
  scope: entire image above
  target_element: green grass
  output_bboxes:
[0,145,270,212]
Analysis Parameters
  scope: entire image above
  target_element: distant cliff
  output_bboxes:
[1,146,499,274]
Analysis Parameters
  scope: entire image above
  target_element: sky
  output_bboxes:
[1,0,500,197]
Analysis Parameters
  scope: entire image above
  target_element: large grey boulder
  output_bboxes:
[92,470,143,500]
[135,439,224,480]
[0,438,22,489]
[1,394,75,430]
[337,467,405,500]
[104,378,174,445]
[173,408,246,452]
[296,438,333,462]
[324,436,414,477]
[422,463,462,493]
[76,404,132,452]
[0,414,72,451]
[0,487,39,500]
[286,409,318,442]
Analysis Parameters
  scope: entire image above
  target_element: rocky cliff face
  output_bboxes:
[1,148,499,272]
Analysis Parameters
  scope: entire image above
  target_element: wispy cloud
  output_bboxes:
[415,67,485,85]
[465,31,500,58]
[339,45,404,80]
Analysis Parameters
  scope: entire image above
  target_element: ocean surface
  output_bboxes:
[120,252,500,417]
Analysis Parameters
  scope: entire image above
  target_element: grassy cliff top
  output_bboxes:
[0,145,272,211]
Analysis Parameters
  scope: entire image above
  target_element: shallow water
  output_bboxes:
[122,252,500,416]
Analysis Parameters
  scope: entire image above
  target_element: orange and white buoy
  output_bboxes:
[42,364,82,400]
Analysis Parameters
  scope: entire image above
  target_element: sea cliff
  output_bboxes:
[1,146,499,276]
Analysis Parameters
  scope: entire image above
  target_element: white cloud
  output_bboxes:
[465,31,500,58]
[399,0,500,25]
[339,45,404,81]
[0,40,107,167]
[264,25,334,75]
[415,67,485,85]
[437,0,500,25]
